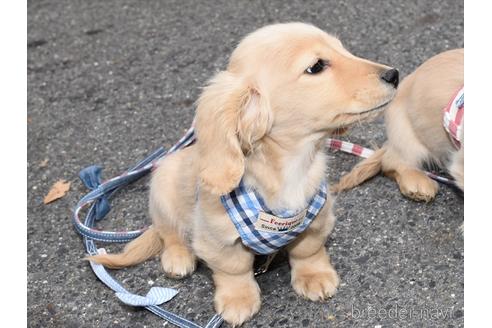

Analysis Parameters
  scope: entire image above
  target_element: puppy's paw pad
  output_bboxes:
[215,285,261,326]
[399,173,438,202]
[292,270,339,301]
[161,247,196,279]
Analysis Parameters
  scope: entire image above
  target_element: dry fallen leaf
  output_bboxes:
[39,158,49,168]
[44,179,71,204]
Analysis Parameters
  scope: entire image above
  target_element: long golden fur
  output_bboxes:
[89,23,397,326]
[335,49,464,201]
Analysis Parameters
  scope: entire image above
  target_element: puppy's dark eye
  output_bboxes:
[305,59,328,74]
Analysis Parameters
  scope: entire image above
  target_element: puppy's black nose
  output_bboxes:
[380,68,399,88]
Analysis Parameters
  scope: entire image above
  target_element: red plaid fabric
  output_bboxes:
[442,86,464,149]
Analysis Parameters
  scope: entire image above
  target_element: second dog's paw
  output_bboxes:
[160,246,196,279]
[214,281,261,327]
[398,170,439,202]
[292,270,339,301]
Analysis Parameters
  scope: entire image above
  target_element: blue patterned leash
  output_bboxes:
[73,125,224,328]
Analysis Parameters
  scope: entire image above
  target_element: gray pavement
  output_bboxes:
[27,1,464,327]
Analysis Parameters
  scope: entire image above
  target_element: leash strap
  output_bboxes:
[74,125,224,328]
[327,138,375,159]
[74,135,453,242]
[73,127,196,242]
[326,138,456,186]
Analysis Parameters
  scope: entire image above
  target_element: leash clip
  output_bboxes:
[254,252,278,276]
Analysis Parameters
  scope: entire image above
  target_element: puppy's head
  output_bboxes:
[195,23,398,195]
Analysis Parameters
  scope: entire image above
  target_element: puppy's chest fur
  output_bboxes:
[244,141,328,213]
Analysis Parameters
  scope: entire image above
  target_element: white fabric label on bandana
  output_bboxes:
[255,210,308,233]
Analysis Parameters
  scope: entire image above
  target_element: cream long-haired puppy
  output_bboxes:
[90,23,398,326]
[335,49,463,201]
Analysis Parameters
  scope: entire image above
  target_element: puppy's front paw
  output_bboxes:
[292,269,339,301]
[214,277,261,326]
[397,169,438,202]
[160,245,196,279]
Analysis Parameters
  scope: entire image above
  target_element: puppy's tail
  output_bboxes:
[86,226,163,269]
[333,146,387,192]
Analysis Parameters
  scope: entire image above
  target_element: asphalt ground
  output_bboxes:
[27,1,464,327]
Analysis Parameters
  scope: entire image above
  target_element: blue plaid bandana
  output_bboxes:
[220,179,328,255]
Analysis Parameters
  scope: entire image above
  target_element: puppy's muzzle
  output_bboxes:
[380,68,399,88]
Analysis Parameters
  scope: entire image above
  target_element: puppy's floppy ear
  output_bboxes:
[195,71,272,195]
[238,87,273,152]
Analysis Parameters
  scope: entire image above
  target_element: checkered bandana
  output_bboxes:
[220,179,328,255]
[443,86,464,149]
